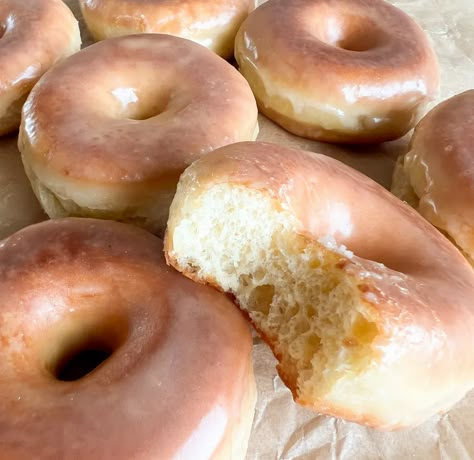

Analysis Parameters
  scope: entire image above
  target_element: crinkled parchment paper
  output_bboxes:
[1,0,473,458]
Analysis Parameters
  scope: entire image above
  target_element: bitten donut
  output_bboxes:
[392,90,474,265]
[18,34,258,235]
[0,218,256,459]
[165,141,474,430]
[0,0,81,136]
[235,0,439,143]
[79,0,255,59]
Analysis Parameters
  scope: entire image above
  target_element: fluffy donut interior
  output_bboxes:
[167,184,380,405]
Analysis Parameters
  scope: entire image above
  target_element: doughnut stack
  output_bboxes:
[0,0,473,457]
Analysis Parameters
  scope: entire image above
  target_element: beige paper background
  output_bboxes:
[1,0,473,458]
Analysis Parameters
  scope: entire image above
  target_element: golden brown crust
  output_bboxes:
[0,218,256,459]
[0,0,81,135]
[235,0,439,143]
[79,0,255,59]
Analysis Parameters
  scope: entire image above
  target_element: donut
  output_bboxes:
[0,135,46,238]
[234,0,439,143]
[0,218,256,459]
[165,141,474,429]
[392,90,474,265]
[18,34,258,235]
[0,0,81,136]
[79,0,255,59]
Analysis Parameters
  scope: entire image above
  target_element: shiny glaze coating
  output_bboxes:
[0,218,256,459]
[79,0,255,59]
[0,0,81,136]
[235,0,439,143]
[393,90,474,265]
[18,34,258,235]
[166,141,474,428]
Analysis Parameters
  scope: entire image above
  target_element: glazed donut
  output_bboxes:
[0,218,256,459]
[0,0,81,136]
[79,0,255,59]
[0,135,45,238]
[392,90,474,265]
[235,0,439,143]
[18,34,258,235]
[165,141,474,430]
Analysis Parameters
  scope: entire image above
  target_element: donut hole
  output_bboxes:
[0,14,15,40]
[124,100,167,122]
[56,348,113,382]
[109,86,174,121]
[317,15,386,52]
[46,314,129,382]
[0,20,6,40]
[336,27,381,52]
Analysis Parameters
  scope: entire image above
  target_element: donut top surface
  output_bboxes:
[403,90,474,261]
[0,218,254,459]
[20,33,258,186]
[238,0,438,96]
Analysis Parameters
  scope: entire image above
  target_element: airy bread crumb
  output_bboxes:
[167,184,379,408]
